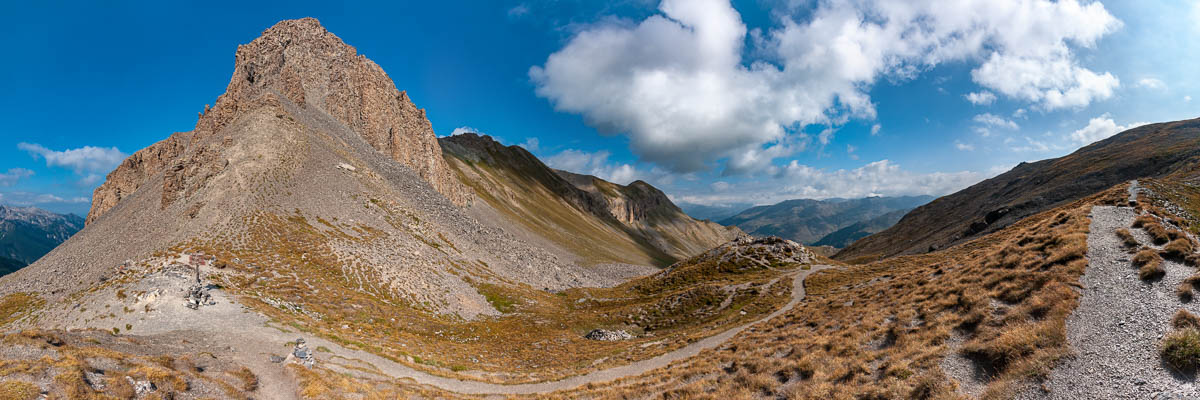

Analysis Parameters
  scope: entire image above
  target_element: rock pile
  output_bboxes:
[584,329,633,341]
[288,338,315,368]
[184,285,213,310]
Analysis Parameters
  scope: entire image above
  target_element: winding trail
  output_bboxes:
[366,264,834,395]
[55,264,833,397]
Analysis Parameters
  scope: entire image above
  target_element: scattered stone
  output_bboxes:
[125,376,156,396]
[584,329,633,341]
[270,355,285,363]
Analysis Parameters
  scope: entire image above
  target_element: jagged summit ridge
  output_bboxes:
[87,17,468,224]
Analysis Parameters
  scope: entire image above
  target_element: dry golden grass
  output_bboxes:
[0,380,39,400]
[230,366,258,392]
[1144,220,1172,245]
[289,364,477,400]
[0,330,258,399]
[1134,249,1165,281]
[184,211,804,384]
[1178,282,1195,302]
[1173,309,1200,330]
[1164,238,1196,259]
[1115,228,1140,249]
[525,186,1119,399]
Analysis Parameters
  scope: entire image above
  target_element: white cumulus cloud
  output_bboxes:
[965,91,997,105]
[531,0,1121,174]
[1069,115,1147,146]
[18,143,126,175]
[448,126,482,137]
[543,149,650,185]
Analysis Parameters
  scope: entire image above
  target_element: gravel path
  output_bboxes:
[1023,206,1200,399]
[43,264,833,397]
[367,264,835,395]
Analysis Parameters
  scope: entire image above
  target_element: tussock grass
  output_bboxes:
[1115,228,1140,249]
[1134,249,1165,281]
[1163,238,1195,259]
[1173,309,1200,330]
[1162,328,1200,372]
[1144,221,1172,245]
[1178,282,1194,302]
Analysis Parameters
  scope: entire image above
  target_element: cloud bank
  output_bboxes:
[531,0,1121,175]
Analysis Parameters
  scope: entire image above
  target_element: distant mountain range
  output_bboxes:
[0,205,83,276]
[837,117,1200,261]
[719,196,932,246]
[676,202,755,222]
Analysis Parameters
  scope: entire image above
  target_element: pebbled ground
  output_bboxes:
[1021,206,1200,399]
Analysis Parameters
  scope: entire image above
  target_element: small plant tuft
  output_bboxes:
[1173,309,1200,330]
[1162,328,1200,372]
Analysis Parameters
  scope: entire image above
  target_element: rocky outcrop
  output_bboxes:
[87,18,468,225]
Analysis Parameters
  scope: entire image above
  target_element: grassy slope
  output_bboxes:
[839,118,1200,262]
[175,210,807,384]
[534,184,1130,399]
[440,134,734,267]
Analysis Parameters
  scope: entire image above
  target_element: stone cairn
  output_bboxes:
[184,253,214,310]
[291,338,315,368]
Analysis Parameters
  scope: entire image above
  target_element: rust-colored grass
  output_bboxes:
[525,187,1111,399]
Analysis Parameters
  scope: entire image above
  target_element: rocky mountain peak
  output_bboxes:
[87,18,469,224]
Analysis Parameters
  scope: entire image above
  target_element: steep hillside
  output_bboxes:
[0,205,83,275]
[721,196,931,245]
[838,118,1200,261]
[812,208,908,248]
[440,133,739,267]
[0,18,635,321]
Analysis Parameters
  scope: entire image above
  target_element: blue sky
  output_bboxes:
[0,0,1196,216]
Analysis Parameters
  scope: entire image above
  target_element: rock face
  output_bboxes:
[87,18,468,225]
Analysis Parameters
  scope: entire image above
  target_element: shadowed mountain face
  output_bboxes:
[837,117,1200,261]
[440,133,740,267]
[720,196,932,246]
[0,206,82,276]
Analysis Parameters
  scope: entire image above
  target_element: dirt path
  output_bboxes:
[1020,206,1200,399]
[74,264,832,398]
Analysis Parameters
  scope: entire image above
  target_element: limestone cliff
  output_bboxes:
[87,18,468,224]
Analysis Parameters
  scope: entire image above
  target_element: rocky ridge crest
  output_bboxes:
[87,17,468,224]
